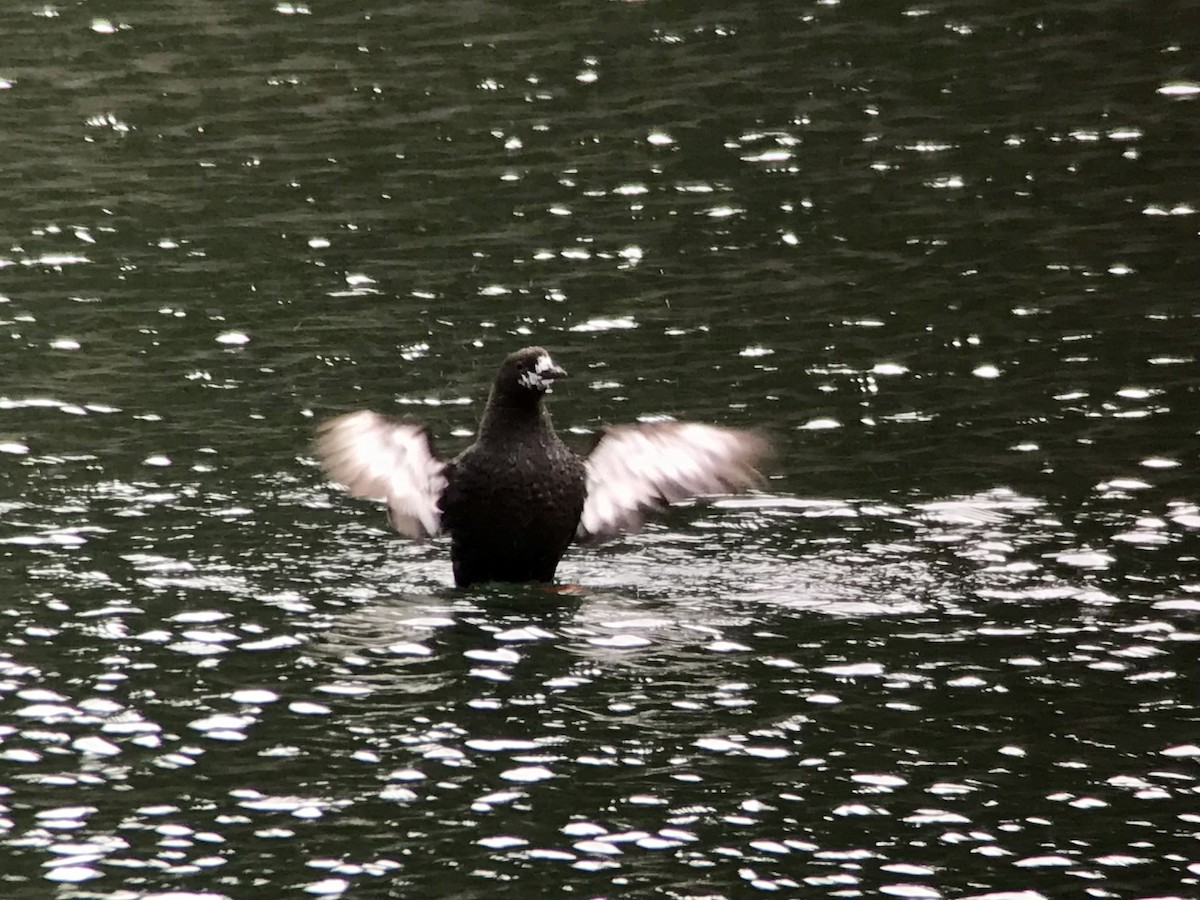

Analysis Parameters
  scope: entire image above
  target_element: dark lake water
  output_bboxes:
[2,2,1198,898]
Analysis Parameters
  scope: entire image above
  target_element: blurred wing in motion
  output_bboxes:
[578,422,771,542]
[315,411,447,539]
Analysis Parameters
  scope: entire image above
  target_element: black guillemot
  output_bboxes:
[316,346,770,587]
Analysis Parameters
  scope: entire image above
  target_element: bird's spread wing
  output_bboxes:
[315,411,447,539]
[578,422,771,542]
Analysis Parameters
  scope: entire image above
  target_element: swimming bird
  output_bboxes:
[315,346,770,587]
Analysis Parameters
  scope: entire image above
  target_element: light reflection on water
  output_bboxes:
[3,0,1200,896]
[4,464,1199,894]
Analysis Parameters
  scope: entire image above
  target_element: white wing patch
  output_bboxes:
[578,422,771,542]
[315,411,446,539]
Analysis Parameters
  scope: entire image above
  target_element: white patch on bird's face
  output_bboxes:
[518,354,557,392]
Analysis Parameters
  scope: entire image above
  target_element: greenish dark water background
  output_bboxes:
[1,2,1197,898]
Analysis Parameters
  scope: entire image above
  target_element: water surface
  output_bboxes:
[2,2,1198,898]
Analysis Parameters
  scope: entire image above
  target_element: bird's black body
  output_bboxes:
[316,346,770,589]
[439,356,586,586]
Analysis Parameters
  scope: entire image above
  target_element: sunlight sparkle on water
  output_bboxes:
[1157,81,1200,97]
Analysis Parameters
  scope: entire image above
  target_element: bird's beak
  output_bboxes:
[538,357,567,393]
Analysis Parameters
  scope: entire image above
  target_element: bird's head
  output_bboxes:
[494,346,568,404]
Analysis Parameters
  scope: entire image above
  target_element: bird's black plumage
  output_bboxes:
[316,346,770,587]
